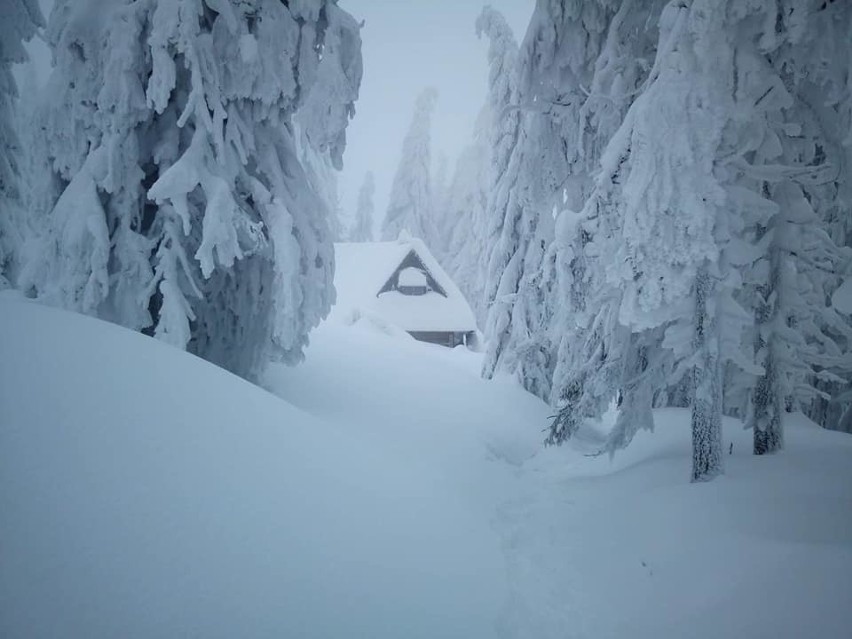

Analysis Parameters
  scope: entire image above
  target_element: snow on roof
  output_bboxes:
[332,236,478,332]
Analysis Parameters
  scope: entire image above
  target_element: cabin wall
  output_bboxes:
[408,331,476,348]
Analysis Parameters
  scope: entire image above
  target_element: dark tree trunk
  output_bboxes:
[691,269,723,482]
[752,349,783,455]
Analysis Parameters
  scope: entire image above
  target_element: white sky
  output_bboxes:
[18,0,535,234]
[337,0,534,232]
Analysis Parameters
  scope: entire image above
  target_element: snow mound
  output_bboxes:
[337,305,414,340]
[0,295,505,638]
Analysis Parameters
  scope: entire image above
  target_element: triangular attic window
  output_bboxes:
[377,249,448,298]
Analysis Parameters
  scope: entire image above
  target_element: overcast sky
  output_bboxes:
[337,0,534,233]
[19,0,535,235]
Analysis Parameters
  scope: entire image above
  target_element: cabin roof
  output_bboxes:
[332,236,478,332]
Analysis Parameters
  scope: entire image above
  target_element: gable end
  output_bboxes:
[377,250,448,298]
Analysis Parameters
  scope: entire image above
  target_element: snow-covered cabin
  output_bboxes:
[332,236,478,347]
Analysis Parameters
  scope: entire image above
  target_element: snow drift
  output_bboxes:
[0,294,505,638]
[3,293,852,638]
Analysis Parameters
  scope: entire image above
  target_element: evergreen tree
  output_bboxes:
[430,151,451,259]
[472,0,852,479]
[349,170,375,242]
[478,6,558,400]
[0,0,44,288]
[381,87,438,242]
[743,0,852,450]
[490,0,662,404]
[548,0,852,476]
[22,0,362,381]
[598,0,767,481]
[444,108,490,326]
[297,127,345,242]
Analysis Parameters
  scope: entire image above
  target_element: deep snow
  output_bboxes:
[267,316,852,639]
[0,294,506,638]
[2,294,852,638]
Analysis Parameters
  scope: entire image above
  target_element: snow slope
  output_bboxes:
[0,294,509,638]
[499,410,852,638]
[3,293,852,638]
[267,319,852,639]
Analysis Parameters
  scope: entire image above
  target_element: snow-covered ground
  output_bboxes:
[3,295,852,638]
[267,318,852,639]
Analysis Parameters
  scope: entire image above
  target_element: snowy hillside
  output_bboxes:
[4,294,851,638]
[269,317,852,639]
[0,295,508,638]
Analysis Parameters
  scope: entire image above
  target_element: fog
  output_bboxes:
[338,0,534,233]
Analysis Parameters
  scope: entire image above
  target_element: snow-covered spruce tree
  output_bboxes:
[10,73,62,294]
[443,107,490,326]
[429,151,455,262]
[526,0,666,435]
[667,0,852,454]
[735,68,851,453]
[604,0,789,480]
[24,0,362,380]
[548,0,852,466]
[0,0,44,288]
[349,170,375,242]
[546,154,670,453]
[747,183,852,452]
[766,0,852,436]
[380,87,438,243]
[476,6,520,328]
[550,0,762,479]
[477,6,558,400]
[296,127,344,242]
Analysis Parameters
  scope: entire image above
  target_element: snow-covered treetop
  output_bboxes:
[476,6,518,107]
[413,86,438,118]
[476,6,519,169]
[519,0,615,99]
[350,170,375,242]
[296,0,364,170]
[381,87,438,242]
